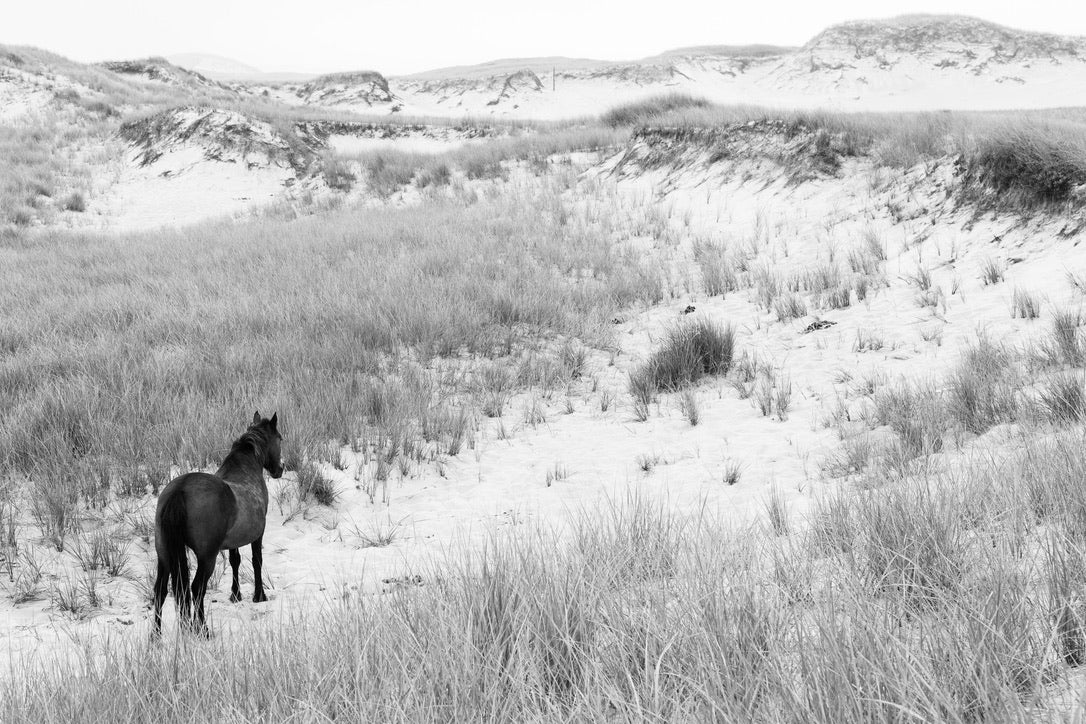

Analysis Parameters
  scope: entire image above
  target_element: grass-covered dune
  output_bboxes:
[605,94,1086,211]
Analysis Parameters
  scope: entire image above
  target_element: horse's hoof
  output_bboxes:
[253,591,267,603]
[229,591,242,603]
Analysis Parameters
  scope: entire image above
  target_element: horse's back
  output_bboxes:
[156,472,238,553]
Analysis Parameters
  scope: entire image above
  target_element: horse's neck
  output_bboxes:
[216,452,265,485]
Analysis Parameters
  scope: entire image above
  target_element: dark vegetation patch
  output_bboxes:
[628,319,736,414]
[963,124,1086,210]
[601,93,714,128]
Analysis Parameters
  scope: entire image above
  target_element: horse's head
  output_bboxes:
[252,411,284,479]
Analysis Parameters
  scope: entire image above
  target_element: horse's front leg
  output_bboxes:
[228,548,242,603]
[252,536,267,603]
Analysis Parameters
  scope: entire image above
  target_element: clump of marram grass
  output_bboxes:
[1045,309,1085,366]
[870,380,947,461]
[754,377,774,417]
[628,319,735,417]
[28,463,79,552]
[414,162,451,189]
[628,368,655,422]
[61,192,86,212]
[809,491,857,555]
[797,263,842,294]
[71,530,130,577]
[1039,373,1086,424]
[1068,270,1086,296]
[752,265,783,310]
[764,487,790,536]
[522,395,547,427]
[476,362,515,418]
[321,155,355,192]
[1011,288,1041,319]
[351,517,403,548]
[297,462,338,506]
[636,452,661,473]
[853,329,885,352]
[822,284,851,310]
[946,335,1021,434]
[861,226,887,262]
[981,257,1005,285]
[558,340,587,380]
[677,390,700,425]
[773,292,807,322]
[822,433,888,478]
[692,239,739,296]
[544,463,569,487]
[853,481,965,610]
[722,460,742,485]
[774,376,794,421]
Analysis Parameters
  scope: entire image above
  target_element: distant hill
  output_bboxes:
[167,53,261,77]
[800,14,1086,60]
[167,53,317,82]
[398,56,616,81]
[11,12,1086,122]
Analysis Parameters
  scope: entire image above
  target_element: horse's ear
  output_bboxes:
[253,411,261,426]
[270,412,278,430]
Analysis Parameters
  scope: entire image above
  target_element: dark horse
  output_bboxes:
[152,412,283,636]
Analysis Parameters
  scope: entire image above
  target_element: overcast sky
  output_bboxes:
[6,1,1086,76]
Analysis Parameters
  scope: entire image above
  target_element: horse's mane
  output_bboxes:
[228,425,269,460]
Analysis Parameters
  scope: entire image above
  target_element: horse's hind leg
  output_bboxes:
[228,548,242,603]
[190,553,217,637]
[251,536,267,603]
[152,559,169,637]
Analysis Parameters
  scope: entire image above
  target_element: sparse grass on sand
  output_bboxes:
[334,124,628,196]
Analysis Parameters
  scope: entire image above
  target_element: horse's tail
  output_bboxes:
[158,490,192,618]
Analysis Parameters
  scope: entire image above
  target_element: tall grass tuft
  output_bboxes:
[601,93,712,128]
[1048,309,1085,366]
[1011,288,1041,319]
[629,318,736,400]
[1040,372,1086,424]
[946,336,1021,434]
[871,381,947,461]
[297,463,338,506]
